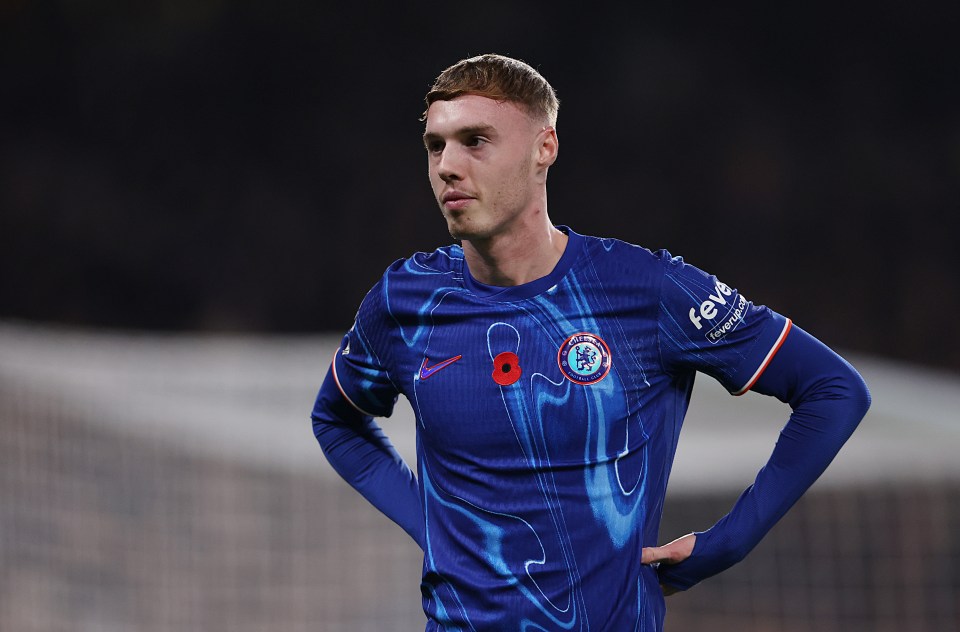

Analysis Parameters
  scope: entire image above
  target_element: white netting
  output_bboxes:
[1,321,957,631]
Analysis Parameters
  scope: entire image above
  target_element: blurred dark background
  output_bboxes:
[1,1,958,372]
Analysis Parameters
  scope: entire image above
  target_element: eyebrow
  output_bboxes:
[422,124,497,144]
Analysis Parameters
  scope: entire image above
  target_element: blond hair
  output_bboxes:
[423,53,559,126]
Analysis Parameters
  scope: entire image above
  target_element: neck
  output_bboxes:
[462,215,568,287]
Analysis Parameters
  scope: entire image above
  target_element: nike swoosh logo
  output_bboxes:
[419,355,462,379]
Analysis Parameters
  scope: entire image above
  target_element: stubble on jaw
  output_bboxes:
[441,159,534,243]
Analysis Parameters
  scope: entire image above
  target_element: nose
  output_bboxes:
[435,146,463,183]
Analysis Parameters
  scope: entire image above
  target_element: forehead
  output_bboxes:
[424,94,533,136]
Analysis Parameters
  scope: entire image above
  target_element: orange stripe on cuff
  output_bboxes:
[733,318,793,396]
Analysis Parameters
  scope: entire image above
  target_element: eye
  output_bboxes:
[465,135,487,148]
[425,140,444,154]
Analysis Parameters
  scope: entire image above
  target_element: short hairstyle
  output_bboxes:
[423,54,559,127]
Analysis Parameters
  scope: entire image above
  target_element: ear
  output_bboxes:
[536,126,559,169]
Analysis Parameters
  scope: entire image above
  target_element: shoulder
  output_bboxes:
[377,243,464,287]
[358,244,465,316]
[572,229,676,278]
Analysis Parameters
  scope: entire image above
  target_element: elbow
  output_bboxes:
[311,412,330,444]
[810,359,871,440]
[855,375,872,419]
[312,412,339,450]
[840,359,872,422]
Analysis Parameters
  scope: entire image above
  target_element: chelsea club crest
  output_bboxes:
[557,332,612,385]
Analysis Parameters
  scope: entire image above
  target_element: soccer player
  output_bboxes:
[311,53,870,631]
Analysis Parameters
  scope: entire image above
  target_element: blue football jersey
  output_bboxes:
[332,227,790,631]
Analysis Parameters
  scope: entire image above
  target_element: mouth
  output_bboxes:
[441,190,474,211]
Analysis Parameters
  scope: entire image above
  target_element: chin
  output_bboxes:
[447,222,492,243]
[444,215,480,241]
[446,225,472,241]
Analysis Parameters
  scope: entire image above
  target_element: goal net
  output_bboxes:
[1,321,957,631]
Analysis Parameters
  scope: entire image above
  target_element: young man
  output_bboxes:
[312,54,870,631]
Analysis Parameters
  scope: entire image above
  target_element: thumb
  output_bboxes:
[640,545,667,565]
[641,533,697,566]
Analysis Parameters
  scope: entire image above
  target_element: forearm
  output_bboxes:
[658,325,871,590]
[312,367,424,548]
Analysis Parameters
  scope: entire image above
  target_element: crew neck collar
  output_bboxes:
[461,226,583,301]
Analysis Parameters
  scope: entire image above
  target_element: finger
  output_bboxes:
[640,546,664,565]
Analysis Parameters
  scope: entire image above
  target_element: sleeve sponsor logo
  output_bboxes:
[687,280,747,343]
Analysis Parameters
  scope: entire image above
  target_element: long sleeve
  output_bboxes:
[658,324,871,590]
[312,365,424,549]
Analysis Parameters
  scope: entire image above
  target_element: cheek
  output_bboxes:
[427,167,444,194]
[494,159,533,204]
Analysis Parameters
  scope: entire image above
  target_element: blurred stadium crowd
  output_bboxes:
[1,2,957,372]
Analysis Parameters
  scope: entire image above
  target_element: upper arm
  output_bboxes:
[331,279,402,418]
[751,324,872,412]
[656,253,792,395]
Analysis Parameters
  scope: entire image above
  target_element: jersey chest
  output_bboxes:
[390,291,662,465]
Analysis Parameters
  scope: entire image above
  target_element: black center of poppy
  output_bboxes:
[501,364,512,373]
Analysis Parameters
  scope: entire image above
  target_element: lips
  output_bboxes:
[441,190,474,210]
